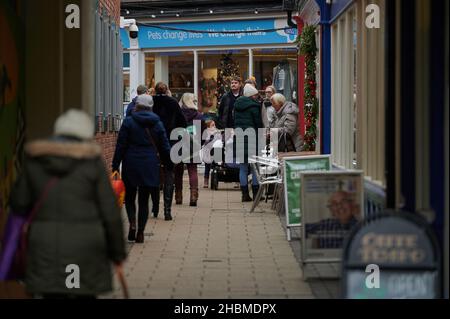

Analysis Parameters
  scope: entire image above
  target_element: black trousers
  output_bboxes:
[124,184,159,231]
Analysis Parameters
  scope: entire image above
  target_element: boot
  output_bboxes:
[203,177,209,189]
[190,188,199,207]
[135,230,144,243]
[252,185,264,201]
[163,184,174,221]
[241,186,253,202]
[175,188,183,205]
[128,219,136,242]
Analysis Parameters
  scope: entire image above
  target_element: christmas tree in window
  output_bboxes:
[216,53,240,102]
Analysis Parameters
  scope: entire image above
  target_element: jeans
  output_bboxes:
[239,164,259,187]
[204,164,211,179]
[124,184,159,231]
[175,163,199,190]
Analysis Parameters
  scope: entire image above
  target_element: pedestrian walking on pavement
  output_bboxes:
[270,93,303,152]
[174,93,204,207]
[153,82,187,220]
[234,84,264,202]
[9,109,127,299]
[125,84,148,117]
[113,95,172,243]
[263,85,277,128]
[202,119,221,188]
[217,76,242,130]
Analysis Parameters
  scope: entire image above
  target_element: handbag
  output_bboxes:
[110,172,125,209]
[0,177,58,281]
[278,131,296,152]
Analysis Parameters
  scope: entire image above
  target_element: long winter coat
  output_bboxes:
[233,96,264,163]
[153,94,187,145]
[9,138,126,296]
[217,91,242,129]
[112,110,172,187]
[273,101,303,152]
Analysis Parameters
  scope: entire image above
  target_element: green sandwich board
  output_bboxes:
[283,155,331,241]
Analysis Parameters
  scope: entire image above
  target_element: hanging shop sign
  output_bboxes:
[300,171,364,264]
[131,19,297,49]
[283,155,331,241]
[342,210,441,299]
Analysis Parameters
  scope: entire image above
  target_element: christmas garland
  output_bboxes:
[297,25,318,152]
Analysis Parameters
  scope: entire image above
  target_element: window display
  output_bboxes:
[253,48,298,102]
[145,52,194,101]
[198,50,249,113]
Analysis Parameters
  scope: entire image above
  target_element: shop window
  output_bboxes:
[331,0,386,186]
[145,52,194,102]
[198,50,249,113]
[331,9,357,171]
[123,71,130,106]
[168,51,194,101]
[253,48,298,103]
[145,53,155,90]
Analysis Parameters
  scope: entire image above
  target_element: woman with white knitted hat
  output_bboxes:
[9,109,126,298]
[233,84,264,202]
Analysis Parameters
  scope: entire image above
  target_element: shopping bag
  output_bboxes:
[0,213,27,280]
[110,171,125,208]
[0,177,58,281]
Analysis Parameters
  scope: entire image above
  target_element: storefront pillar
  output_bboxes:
[155,54,169,85]
[248,49,254,78]
[130,49,145,99]
[194,50,199,100]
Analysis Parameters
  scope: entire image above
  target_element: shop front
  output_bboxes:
[121,18,298,113]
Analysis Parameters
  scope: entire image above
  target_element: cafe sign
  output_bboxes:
[342,210,442,299]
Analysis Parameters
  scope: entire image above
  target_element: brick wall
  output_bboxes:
[96,0,120,171]
[98,0,121,24]
[95,132,118,174]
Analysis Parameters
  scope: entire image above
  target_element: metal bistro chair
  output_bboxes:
[249,156,282,213]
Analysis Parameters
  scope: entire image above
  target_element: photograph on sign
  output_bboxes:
[301,171,364,263]
[282,155,331,229]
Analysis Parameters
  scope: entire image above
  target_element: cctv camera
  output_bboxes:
[129,23,139,39]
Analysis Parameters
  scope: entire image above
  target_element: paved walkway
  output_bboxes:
[102,174,314,299]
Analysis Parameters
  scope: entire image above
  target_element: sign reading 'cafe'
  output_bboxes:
[342,210,442,299]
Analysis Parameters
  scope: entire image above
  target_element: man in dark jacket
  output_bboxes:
[217,76,242,129]
[10,109,126,298]
[152,82,187,221]
[125,85,148,117]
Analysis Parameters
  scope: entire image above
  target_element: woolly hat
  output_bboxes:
[243,83,259,97]
[136,94,154,109]
[54,109,94,140]
[179,93,198,110]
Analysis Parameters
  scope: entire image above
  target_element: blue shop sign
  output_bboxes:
[131,19,297,49]
[120,28,130,49]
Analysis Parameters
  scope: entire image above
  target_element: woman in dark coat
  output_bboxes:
[234,84,264,202]
[112,95,172,243]
[10,109,126,298]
